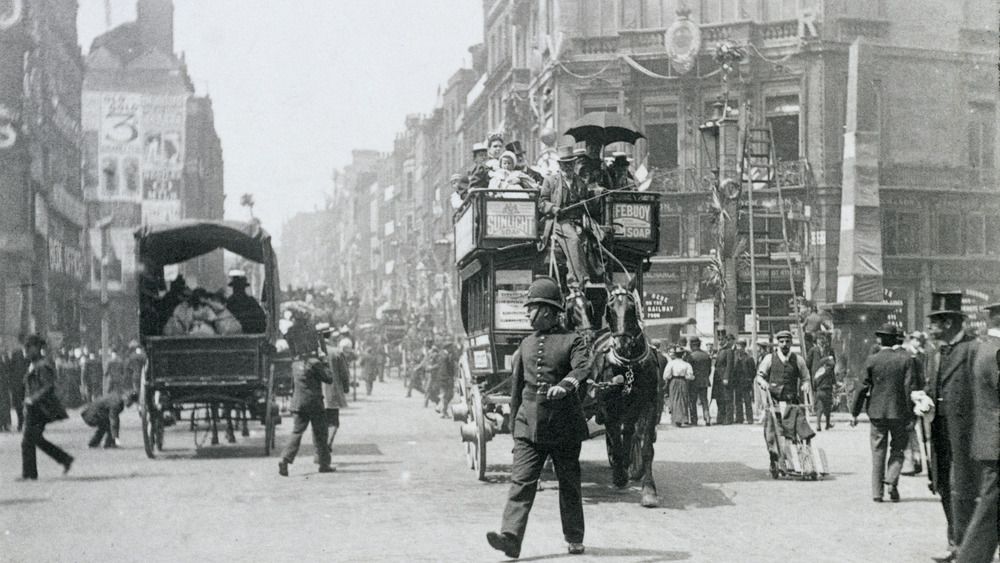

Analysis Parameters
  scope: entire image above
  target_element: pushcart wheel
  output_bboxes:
[139,364,156,459]
[264,364,276,456]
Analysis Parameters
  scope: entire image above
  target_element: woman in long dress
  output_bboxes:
[664,347,694,426]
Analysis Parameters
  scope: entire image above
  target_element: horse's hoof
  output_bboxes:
[641,493,659,508]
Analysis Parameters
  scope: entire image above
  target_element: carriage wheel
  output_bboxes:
[264,364,277,456]
[469,385,487,481]
[139,365,156,459]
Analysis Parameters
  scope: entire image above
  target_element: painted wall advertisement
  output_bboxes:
[83,92,186,201]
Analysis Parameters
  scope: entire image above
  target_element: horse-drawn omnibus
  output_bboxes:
[450,179,663,505]
[135,220,280,458]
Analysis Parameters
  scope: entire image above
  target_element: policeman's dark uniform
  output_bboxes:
[494,277,591,555]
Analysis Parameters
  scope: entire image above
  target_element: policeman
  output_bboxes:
[487,277,590,558]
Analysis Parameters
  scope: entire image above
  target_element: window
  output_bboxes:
[934,213,964,255]
[580,0,617,36]
[700,0,738,23]
[661,214,682,256]
[986,215,1000,256]
[644,103,678,169]
[883,210,921,256]
[581,95,619,115]
[969,102,996,173]
[966,214,985,255]
[766,95,800,162]
[620,0,664,29]
[762,0,798,20]
[700,214,716,255]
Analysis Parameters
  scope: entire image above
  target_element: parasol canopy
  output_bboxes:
[564,111,645,146]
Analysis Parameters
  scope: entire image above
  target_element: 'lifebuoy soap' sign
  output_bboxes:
[485,201,536,239]
[612,202,653,240]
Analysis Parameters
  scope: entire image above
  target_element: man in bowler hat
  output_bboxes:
[487,277,590,558]
[851,323,919,502]
[20,334,73,480]
[225,270,266,333]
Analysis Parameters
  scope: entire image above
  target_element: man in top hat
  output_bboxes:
[912,291,978,562]
[538,145,606,290]
[851,323,919,502]
[226,270,267,334]
[466,142,490,189]
[755,330,815,471]
[947,301,999,562]
[608,151,636,190]
[487,277,590,558]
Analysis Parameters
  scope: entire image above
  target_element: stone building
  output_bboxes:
[0,0,87,349]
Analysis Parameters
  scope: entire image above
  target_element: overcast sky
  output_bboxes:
[78,1,484,243]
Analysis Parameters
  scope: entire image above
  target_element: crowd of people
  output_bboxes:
[156,271,267,337]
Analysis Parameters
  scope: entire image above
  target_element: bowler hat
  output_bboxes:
[24,334,46,349]
[505,141,524,155]
[556,145,577,162]
[928,291,966,318]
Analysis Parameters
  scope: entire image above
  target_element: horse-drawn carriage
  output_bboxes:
[135,220,280,458]
[450,182,663,505]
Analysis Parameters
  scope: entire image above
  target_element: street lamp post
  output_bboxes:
[95,215,114,373]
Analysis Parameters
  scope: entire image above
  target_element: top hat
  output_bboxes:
[556,145,577,162]
[875,322,903,341]
[472,142,488,153]
[505,141,524,155]
[774,330,793,340]
[928,291,966,318]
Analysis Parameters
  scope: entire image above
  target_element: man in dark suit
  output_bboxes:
[0,340,10,431]
[686,337,712,426]
[466,142,490,189]
[712,333,734,425]
[8,333,29,431]
[913,292,979,562]
[952,302,999,563]
[81,391,138,448]
[851,324,918,502]
[226,272,267,334]
[278,324,335,476]
[20,334,73,480]
[731,339,757,424]
[487,277,591,558]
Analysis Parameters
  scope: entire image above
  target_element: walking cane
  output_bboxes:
[915,415,936,494]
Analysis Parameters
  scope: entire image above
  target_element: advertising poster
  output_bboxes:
[485,201,536,239]
[494,270,533,330]
[612,202,653,240]
[141,94,186,201]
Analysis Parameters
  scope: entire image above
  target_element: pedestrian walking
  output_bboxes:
[81,349,103,402]
[663,346,693,426]
[850,324,919,502]
[104,348,128,395]
[912,292,978,562]
[686,338,712,426]
[901,331,927,475]
[435,340,458,418]
[731,340,756,424]
[19,334,73,480]
[278,324,336,476]
[323,329,351,453]
[950,301,999,563]
[807,332,837,430]
[0,339,11,431]
[81,391,138,448]
[487,277,590,558]
[9,333,29,431]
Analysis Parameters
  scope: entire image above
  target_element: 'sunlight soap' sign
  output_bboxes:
[485,201,535,239]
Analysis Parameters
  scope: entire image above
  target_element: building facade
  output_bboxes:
[0,0,88,350]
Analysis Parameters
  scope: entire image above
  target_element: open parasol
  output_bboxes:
[564,111,645,146]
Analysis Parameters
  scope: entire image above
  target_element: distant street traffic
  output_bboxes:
[2,376,954,562]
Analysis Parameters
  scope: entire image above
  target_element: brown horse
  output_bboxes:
[591,285,661,507]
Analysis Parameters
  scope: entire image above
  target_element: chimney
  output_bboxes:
[136,0,174,55]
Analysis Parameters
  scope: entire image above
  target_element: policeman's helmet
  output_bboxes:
[525,277,564,311]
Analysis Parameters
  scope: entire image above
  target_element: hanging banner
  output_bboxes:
[665,13,701,75]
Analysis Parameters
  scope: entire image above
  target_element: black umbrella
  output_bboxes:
[564,111,645,146]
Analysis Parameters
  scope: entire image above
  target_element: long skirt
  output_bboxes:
[667,378,690,425]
